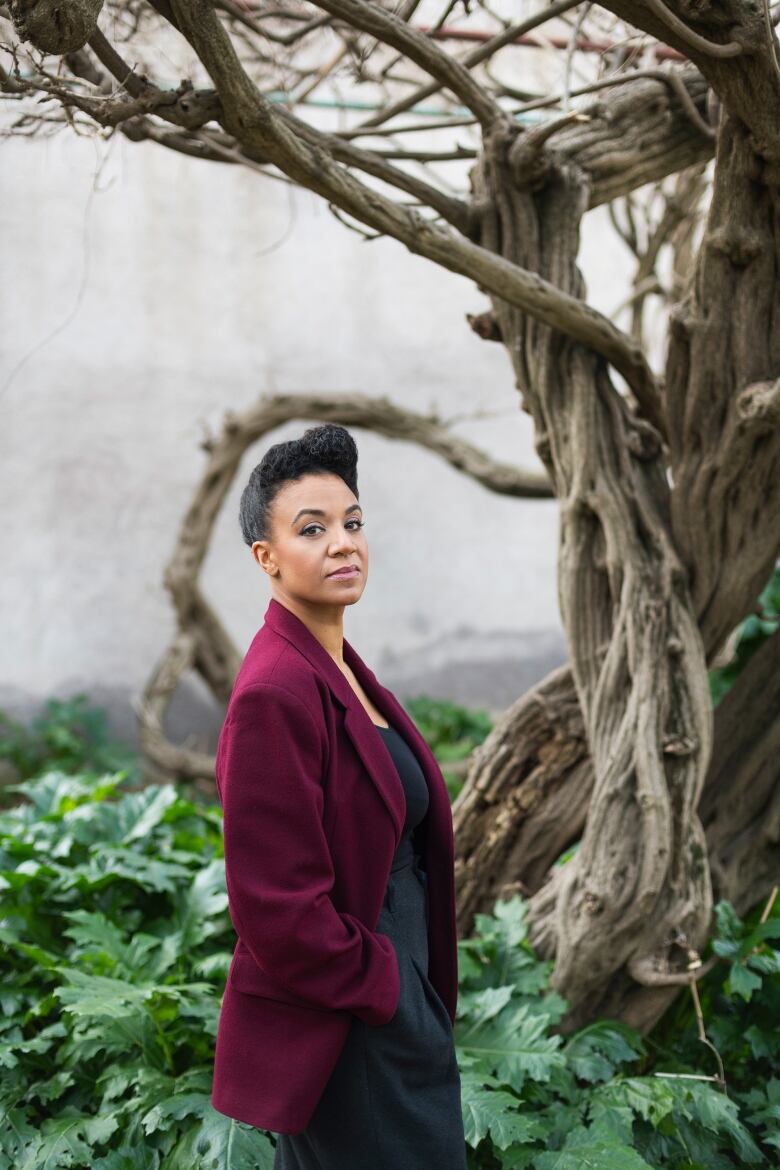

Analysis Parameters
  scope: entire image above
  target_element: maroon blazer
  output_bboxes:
[211,597,458,1134]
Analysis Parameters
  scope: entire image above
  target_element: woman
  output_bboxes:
[211,423,467,1168]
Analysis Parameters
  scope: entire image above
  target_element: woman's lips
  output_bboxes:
[327,566,361,578]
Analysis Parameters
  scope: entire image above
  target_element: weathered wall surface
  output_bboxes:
[1,87,652,752]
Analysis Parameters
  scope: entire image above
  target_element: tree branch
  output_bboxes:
[341,0,583,134]
[547,68,714,209]
[154,0,663,431]
[599,0,780,158]
[642,0,742,58]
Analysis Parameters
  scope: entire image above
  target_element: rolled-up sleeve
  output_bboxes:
[217,682,400,1026]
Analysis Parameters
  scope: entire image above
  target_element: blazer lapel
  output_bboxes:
[262,599,407,846]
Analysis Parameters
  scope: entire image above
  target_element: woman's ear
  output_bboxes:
[252,540,277,574]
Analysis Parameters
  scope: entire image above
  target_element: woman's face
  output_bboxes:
[252,472,368,610]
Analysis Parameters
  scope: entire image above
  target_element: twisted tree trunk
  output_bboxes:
[458,91,780,1029]
[467,120,712,1029]
[452,627,780,1033]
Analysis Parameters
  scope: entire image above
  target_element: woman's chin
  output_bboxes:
[320,578,365,604]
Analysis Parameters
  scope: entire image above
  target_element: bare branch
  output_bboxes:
[157,0,662,430]
[642,0,742,58]
[628,953,719,986]
[599,0,780,158]
[294,0,504,130]
[351,0,584,133]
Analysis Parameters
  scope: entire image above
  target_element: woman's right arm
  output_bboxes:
[217,682,400,1025]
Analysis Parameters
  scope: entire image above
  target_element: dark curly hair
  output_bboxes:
[239,423,359,547]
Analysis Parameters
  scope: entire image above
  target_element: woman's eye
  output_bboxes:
[300,520,365,536]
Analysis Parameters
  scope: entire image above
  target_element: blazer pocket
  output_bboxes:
[228,950,335,1014]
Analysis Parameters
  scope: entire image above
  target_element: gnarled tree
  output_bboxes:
[3,0,778,1035]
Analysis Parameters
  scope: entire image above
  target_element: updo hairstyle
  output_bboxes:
[239,423,359,547]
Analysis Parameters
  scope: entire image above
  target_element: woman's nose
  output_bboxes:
[331,532,357,553]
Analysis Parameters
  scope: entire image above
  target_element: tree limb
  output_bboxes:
[153,0,663,430]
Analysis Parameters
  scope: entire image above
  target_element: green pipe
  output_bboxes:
[14,71,546,122]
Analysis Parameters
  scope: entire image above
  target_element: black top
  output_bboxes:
[374,723,429,865]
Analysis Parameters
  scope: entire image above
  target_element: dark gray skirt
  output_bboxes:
[273,853,467,1169]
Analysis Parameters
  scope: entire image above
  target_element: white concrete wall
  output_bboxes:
[0,20,661,749]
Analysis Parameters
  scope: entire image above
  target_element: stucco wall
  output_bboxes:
[0,74,656,751]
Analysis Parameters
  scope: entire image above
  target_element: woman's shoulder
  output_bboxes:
[229,637,326,722]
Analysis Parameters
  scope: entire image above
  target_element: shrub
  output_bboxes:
[0,768,777,1168]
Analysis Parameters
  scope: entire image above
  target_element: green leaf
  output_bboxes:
[92,1147,161,1170]
[17,1110,119,1170]
[740,918,780,951]
[120,785,179,843]
[563,1022,644,1084]
[141,1090,216,1134]
[678,1081,766,1164]
[52,968,215,1025]
[459,984,515,1025]
[78,848,192,893]
[0,928,62,971]
[171,860,229,952]
[725,963,762,1001]
[492,897,531,947]
[163,1105,276,1169]
[713,901,744,944]
[460,1002,565,1092]
[459,1070,545,1149]
[588,1078,676,1126]
[532,1123,656,1169]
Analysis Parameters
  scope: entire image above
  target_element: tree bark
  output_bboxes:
[453,627,780,1032]
[665,113,780,656]
[469,120,717,1029]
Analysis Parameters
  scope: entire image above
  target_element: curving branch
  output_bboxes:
[137,390,553,779]
[642,0,742,58]
[344,0,583,133]
[58,39,475,231]
[7,30,718,224]
[545,68,714,209]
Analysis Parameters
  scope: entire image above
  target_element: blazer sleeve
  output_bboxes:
[217,681,400,1027]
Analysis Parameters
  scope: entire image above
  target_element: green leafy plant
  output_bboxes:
[454,895,778,1168]
[0,694,139,787]
[646,892,780,1168]
[0,768,276,1168]
[709,562,780,706]
[405,695,493,799]
[0,766,777,1168]
[405,695,494,761]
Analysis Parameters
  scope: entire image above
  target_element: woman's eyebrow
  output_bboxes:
[291,504,363,526]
